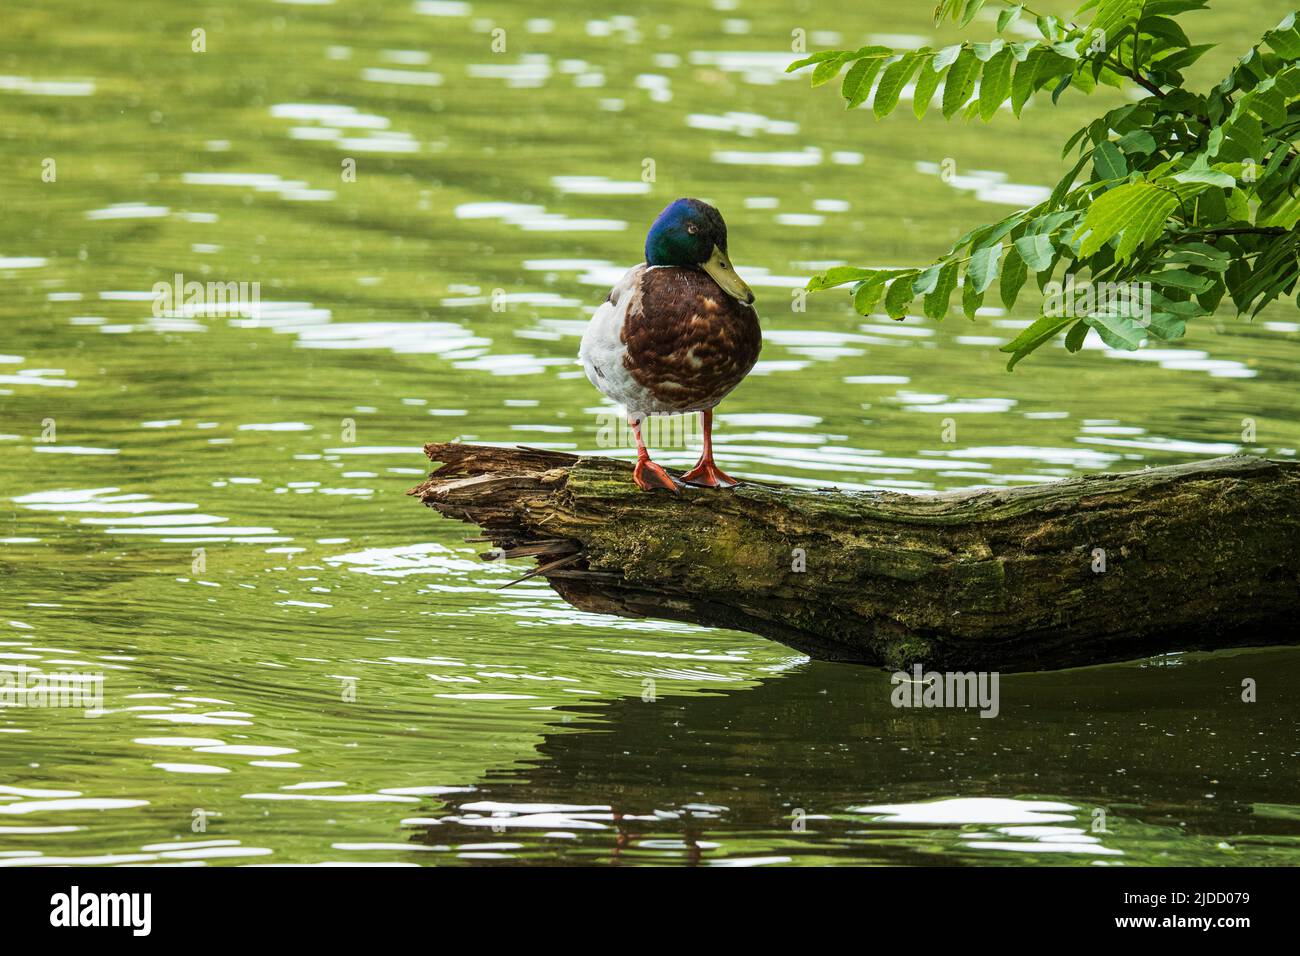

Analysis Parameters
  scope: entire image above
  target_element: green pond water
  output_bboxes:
[1,0,1298,866]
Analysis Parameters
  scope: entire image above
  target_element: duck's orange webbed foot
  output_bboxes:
[681,458,739,488]
[633,458,681,493]
[681,408,738,488]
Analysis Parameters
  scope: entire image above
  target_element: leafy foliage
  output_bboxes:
[789,1,1300,368]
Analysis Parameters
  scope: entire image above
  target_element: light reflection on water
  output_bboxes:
[1,0,1298,866]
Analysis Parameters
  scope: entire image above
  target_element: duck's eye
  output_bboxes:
[686,223,698,235]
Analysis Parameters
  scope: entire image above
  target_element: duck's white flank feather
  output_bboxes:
[579,263,663,419]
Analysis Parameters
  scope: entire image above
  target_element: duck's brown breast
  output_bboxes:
[619,266,761,410]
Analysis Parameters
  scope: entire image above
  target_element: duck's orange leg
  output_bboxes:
[629,416,679,493]
[681,409,738,488]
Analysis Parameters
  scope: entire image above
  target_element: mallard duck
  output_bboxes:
[579,198,761,492]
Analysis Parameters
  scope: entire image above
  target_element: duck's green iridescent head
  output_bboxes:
[644,198,755,305]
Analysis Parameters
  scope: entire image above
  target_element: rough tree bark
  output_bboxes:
[409,443,1300,672]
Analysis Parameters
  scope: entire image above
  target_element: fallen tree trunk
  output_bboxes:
[409,444,1300,672]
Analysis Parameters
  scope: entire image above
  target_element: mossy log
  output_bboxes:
[409,443,1300,672]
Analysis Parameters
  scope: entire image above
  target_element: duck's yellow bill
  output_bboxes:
[702,245,755,305]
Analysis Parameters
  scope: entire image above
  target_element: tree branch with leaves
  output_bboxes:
[790,0,1300,367]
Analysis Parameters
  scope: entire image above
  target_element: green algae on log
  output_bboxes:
[409,443,1300,672]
